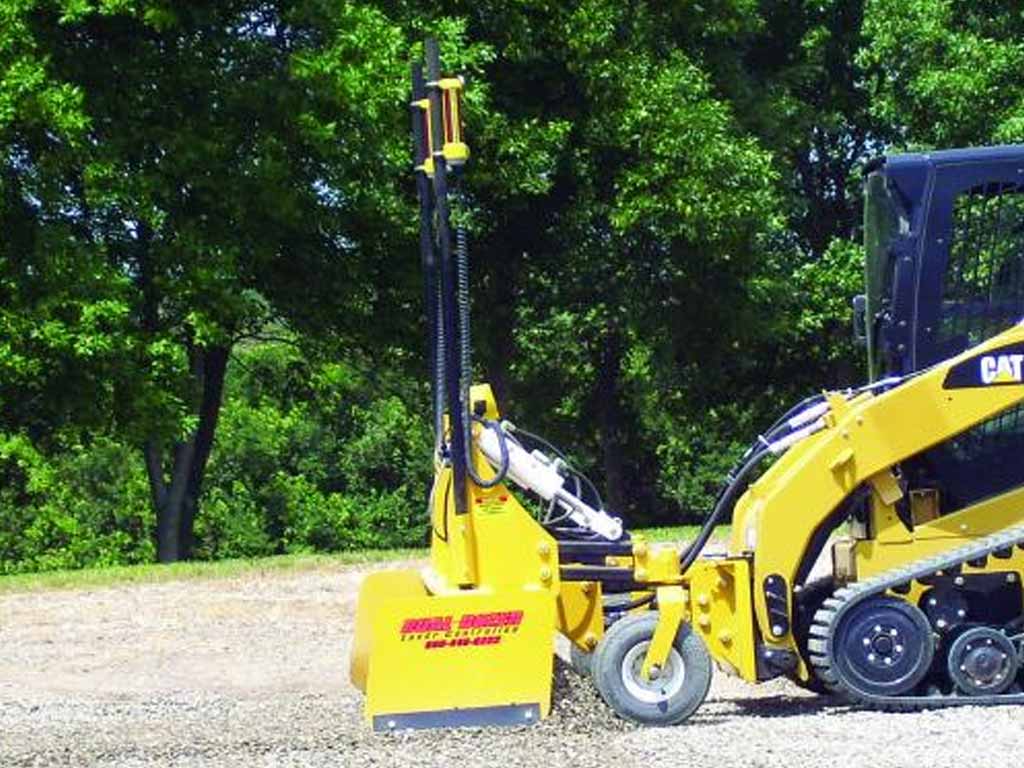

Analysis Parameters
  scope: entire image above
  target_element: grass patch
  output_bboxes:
[0,525,729,594]
[638,524,728,542]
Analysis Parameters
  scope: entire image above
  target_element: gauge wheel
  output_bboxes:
[592,612,711,726]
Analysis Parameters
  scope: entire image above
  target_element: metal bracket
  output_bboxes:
[641,586,685,680]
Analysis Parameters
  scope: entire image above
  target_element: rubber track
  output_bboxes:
[808,523,1024,709]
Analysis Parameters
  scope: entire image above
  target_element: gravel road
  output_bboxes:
[1,560,1021,767]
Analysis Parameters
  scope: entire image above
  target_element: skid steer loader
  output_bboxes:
[350,41,1024,729]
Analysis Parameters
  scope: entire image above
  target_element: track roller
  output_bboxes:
[947,627,1019,696]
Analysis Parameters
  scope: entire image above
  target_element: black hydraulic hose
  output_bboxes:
[733,392,825,467]
[761,393,825,442]
[425,39,469,514]
[687,376,911,572]
[679,447,769,575]
[471,416,511,488]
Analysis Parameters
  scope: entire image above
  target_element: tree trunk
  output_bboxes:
[145,344,230,563]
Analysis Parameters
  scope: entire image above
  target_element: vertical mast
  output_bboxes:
[424,39,469,517]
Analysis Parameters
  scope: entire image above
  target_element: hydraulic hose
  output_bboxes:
[678,447,769,575]
[508,424,606,512]
[679,375,912,573]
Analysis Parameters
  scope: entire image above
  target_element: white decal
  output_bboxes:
[979,353,1024,384]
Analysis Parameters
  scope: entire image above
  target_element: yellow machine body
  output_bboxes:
[714,321,1024,685]
[352,324,1024,725]
[359,49,1024,724]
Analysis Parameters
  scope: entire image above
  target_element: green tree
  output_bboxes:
[861,0,1024,147]
[0,1,415,561]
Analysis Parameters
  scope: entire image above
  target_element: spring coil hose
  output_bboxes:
[455,226,509,487]
[433,280,445,448]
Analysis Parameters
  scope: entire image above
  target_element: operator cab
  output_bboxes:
[859,145,1024,515]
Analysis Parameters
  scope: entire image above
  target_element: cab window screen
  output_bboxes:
[939,182,1024,352]
[923,182,1024,513]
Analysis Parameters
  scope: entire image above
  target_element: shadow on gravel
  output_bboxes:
[711,693,849,720]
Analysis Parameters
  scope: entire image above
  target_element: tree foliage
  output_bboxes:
[2,0,1017,572]
[861,0,1024,147]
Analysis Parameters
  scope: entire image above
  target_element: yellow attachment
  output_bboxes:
[632,536,684,584]
[686,558,757,681]
[352,383,564,728]
[350,569,555,729]
[640,586,685,679]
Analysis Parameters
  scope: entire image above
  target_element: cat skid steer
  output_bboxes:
[350,41,1024,729]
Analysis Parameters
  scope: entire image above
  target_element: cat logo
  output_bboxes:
[980,353,1024,385]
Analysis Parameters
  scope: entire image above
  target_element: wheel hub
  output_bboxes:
[620,641,685,704]
[857,622,908,669]
[832,597,934,697]
[963,645,1003,683]
[948,627,1019,695]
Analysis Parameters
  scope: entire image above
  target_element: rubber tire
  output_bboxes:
[592,612,711,726]
[791,577,838,695]
[569,643,593,677]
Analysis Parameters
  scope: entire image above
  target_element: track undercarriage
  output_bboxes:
[807,526,1024,706]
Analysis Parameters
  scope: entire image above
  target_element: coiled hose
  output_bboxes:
[455,226,510,487]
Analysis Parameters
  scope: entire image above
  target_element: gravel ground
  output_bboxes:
[1,561,1022,767]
